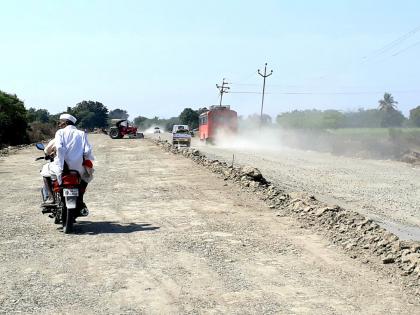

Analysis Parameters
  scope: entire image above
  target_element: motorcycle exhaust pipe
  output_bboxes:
[42,208,52,214]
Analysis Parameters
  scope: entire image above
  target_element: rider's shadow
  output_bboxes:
[72,221,160,235]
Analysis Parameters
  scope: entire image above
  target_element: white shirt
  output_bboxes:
[44,139,56,155]
[51,125,94,182]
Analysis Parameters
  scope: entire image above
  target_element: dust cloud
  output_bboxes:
[208,126,316,154]
[213,127,286,152]
[208,124,420,161]
[142,125,165,134]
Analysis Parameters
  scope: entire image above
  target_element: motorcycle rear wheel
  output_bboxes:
[62,207,73,234]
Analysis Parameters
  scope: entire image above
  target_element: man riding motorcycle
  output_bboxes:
[42,113,94,207]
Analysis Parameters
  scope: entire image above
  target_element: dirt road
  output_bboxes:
[0,134,418,314]
[184,136,420,241]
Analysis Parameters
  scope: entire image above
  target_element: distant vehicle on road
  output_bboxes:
[199,105,238,143]
[154,127,161,134]
[190,128,198,137]
[109,119,141,139]
[172,125,191,147]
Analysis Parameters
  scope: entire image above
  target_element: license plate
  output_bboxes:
[63,188,79,197]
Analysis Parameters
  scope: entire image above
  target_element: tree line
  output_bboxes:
[276,93,420,129]
[2,89,420,148]
[0,90,129,147]
[0,89,206,147]
[133,108,208,131]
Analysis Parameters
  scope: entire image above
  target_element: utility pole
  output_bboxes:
[258,63,273,127]
[216,78,230,106]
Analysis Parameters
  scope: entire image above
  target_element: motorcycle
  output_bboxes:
[35,143,88,233]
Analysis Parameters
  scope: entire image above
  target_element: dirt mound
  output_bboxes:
[400,150,420,165]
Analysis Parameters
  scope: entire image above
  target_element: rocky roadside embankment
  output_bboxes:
[0,144,32,157]
[401,150,420,165]
[154,140,420,297]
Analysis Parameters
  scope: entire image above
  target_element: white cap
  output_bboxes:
[59,113,77,124]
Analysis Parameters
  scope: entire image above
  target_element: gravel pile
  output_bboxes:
[155,140,420,296]
[194,141,420,237]
[400,150,420,165]
[0,144,32,157]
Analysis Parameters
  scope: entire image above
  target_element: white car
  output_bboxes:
[172,125,191,147]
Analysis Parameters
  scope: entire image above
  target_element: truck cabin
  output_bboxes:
[172,125,190,134]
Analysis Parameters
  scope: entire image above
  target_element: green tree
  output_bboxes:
[179,108,199,129]
[133,115,180,132]
[197,107,208,115]
[276,109,347,129]
[109,108,129,120]
[27,108,50,123]
[26,121,56,143]
[323,110,345,129]
[0,91,28,146]
[68,100,109,129]
[377,93,406,127]
[409,106,420,127]
[133,116,148,129]
[378,93,398,112]
[342,109,383,128]
[381,110,406,127]
[164,116,181,132]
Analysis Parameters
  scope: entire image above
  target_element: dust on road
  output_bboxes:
[187,136,420,240]
[0,134,418,314]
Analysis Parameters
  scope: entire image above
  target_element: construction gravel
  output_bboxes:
[193,140,420,240]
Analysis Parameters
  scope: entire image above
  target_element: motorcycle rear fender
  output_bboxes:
[65,196,78,209]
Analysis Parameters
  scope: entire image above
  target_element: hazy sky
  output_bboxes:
[1,0,420,119]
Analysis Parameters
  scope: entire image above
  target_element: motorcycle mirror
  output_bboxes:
[35,143,45,150]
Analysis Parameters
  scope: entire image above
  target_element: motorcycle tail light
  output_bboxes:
[62,174,80,185]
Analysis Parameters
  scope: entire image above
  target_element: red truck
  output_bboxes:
[199,106,237,143]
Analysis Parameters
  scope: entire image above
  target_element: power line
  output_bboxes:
[302,24,420,84]
[230,89,420,95]
[392,39,420,56]
[230,91,263,94]
[229,70,258,85]
[363,24,420,61]
[227,25,420,96]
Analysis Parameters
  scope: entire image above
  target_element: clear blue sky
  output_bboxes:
[1,0,420,119]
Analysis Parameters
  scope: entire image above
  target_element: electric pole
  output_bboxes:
[258,63,273,127]
[216,78,230,106]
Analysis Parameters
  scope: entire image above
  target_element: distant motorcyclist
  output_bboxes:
[42,113,94,206]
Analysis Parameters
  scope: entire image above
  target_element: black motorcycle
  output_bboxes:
[36,143,88,233]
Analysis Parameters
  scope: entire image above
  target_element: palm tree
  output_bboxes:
[378,93,398,112]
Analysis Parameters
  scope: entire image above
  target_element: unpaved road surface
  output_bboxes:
[182,137,420,241]
[0,134,419,314]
